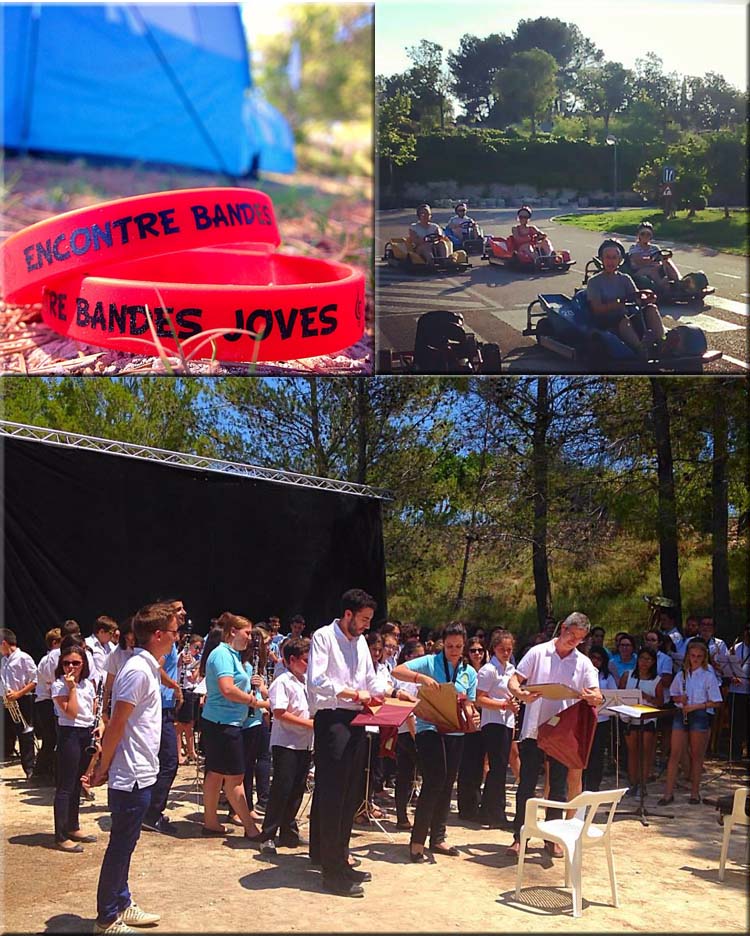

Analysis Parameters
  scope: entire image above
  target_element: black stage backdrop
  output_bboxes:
[4,436,386,660]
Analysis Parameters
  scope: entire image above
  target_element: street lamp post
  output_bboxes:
[606,134,618,210]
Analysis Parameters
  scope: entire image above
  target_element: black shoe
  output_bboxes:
[409,848,428,863]
[278,833,308,848]
[142,816,178,836]
[344,867,372,883]
[321,875,365,898]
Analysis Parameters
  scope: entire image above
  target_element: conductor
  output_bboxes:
[505,612,602,858]
[306,588,382,897]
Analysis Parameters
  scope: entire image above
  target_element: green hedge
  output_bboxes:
[382,129,667,192]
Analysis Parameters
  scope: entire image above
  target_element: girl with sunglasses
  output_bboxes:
[51,640,102,852]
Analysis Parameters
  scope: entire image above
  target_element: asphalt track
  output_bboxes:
[376,208,749,374]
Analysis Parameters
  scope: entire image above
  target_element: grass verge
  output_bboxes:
[555,208,749,256]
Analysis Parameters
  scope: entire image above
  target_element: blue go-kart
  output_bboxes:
[523,290,722,372]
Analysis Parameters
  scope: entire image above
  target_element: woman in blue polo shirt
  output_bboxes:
[201,612,264,840]
[391,622,478,862]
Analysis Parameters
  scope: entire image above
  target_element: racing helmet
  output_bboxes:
[416,203,432,217]
[517,205,533,219]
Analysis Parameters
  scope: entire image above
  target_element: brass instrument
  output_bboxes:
[1,675,35,735]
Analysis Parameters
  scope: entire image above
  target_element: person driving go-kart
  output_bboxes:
[445,202,482,249]
[586,238,665,358]
[512,206,555,261]
[627,222,682,299]
[408,204,453,268]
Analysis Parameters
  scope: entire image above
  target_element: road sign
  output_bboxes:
[662,166,676,183]
[662,185,672,197]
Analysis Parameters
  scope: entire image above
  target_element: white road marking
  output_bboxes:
[662,312,743,333]
[708,296,749,317]
[721,355,749,371]
[715,272,742,279]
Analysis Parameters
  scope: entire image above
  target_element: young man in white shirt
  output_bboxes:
[506,612,602,858]
[260,637,313,854]
[306,589,382,897]
[1,628,38,779]
[90,602,179,934]
[85,617,117,682]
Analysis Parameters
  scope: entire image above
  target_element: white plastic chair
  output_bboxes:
[718,787,749,881]
[515,788,627,918]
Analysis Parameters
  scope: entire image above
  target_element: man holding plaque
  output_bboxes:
[306,588,381,898]
[506,612,602,858]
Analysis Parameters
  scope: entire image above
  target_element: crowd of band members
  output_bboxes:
[1,598,748,916]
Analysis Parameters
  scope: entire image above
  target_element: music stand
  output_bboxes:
[354,727,393,840]
[609,704,675,826]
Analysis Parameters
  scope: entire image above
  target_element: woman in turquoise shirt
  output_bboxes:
[391,622,479,862]
[201,612,263,840]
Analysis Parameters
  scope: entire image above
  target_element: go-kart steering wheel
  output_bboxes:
[424,233,442,243]
[636,288,658,305]
[530,229,547,244]
[652,248,673,260]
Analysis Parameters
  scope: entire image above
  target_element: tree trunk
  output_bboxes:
[307,378,328,478]
[531,378,552,629]
[649,378,682,624]
[711,383,731,630]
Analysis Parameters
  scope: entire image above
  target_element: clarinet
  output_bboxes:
[179,618,194,695]
[85,678,105,757]
[248,632,262,720]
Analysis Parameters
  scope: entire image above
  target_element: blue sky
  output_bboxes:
[375,0,748,91]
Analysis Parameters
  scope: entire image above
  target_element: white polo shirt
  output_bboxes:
[477,656,516,729]
[269,671,313,750]
[35,650,58,702]
[108,648,162,791]
[670,667,722,715]
[104,646,134,678]
[1,647,37,692]
[306,620,380,715]
[86,635,113,681]
[51,676,97,727]
[516,639,598,742]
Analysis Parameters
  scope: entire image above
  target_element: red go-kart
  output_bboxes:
[484,230,575,273]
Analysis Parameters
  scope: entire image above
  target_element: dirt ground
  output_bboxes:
[1,754,747,935]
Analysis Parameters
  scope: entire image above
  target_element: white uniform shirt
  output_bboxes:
[306,619,380,715]
[86,636,113,681]
[105,646,134,678]
[728,641,750,696]
[269,671,313,750]
[0,647,37,692]
[51,675,97,727]
[670,667,723,714]
[43,646,97,687]
[516,639,598,742]
[372,661,392,696]
[108,648,162,791]
[476,656,516,729]
[35,650,58,702]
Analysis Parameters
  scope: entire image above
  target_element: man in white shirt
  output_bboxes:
[1,628,38,779]
[306,589,382,898]
[33,628,63,784]
[85,616,117,682]
[91,602,179,934]
[506,612,602,858]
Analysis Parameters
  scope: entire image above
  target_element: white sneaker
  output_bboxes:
[93,919,137,934]
[117,903,160,926]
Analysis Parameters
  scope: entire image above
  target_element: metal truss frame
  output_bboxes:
[0,421,390,500]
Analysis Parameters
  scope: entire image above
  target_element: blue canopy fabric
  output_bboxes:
[1,3,295,176]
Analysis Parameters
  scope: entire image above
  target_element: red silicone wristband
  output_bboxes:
[1,188,280,305]
[40,247,365,362]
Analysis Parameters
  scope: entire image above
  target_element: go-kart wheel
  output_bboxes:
[534,317,553,345]
[480,342,502,374]
[377,349,394,375]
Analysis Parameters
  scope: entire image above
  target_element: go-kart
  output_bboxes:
[583,249,715,305]
[378,309,502,374]
[484,229,575,272]
[446,219,486,255]
[382,234,471,275]
[523,289,722,373]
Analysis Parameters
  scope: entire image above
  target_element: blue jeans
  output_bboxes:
[96,783,153,925]
[53,725,90,841]
[143,707,177,824]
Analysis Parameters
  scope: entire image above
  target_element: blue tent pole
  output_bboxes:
[131,5,237,183]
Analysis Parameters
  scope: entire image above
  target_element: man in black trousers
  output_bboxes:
[306,589,381,898]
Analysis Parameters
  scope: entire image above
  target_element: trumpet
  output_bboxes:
[1,675,35,735]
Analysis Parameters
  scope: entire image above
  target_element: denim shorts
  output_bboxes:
[672,709,712,732]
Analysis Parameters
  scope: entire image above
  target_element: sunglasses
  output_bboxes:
[468,648,484,654]
[62,660,82,667]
